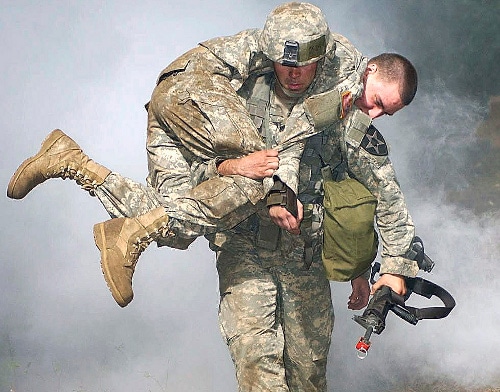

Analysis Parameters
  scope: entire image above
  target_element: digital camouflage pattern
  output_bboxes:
[215,211,332,392]
[91,3,418,389]
[136,25,369,236]
[93,9,368,388]
[342,110,419,276]
[259,2,334,66]
[96,6,417,276]
[7,3,420,390]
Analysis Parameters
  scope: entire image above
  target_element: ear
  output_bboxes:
[366,63,378,74]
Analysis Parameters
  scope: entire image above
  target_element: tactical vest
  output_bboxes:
[240,72,286,148]
[236,73,323,254]
[241,72,336,200]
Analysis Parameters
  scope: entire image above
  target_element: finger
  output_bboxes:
[273,220,288,231]
[288,215,300,231]
[370,281,380,294]
[267,161,279,169]
[265,149,279,157]
[263,169,275,178]
[295,200,304,223]
[277,216,291,231]
[286,216,300,235]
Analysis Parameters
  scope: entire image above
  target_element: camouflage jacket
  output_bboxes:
[201,29,417,276]
[153,29,366,193]
[298,109,418,277]
[152,29,418,276]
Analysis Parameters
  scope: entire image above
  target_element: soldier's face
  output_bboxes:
[355,64,405,119]
[273,62,318,98]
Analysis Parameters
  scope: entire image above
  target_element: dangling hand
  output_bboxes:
[348,275,370,310]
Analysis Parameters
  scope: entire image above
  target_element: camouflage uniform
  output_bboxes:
[209,106,417,392]
[96,28,367,248]
[94,6,417,390]
[213,208,331,392]
[7,5,417,382]
[95,26,416,272]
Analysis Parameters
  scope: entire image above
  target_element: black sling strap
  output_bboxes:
[369,261,456,325]
[402,276,456,321]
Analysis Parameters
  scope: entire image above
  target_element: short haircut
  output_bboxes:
[368,53,418,105]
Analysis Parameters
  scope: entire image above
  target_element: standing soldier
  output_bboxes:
[7,5,420,389]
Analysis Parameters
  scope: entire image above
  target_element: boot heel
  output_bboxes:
[7,130,66,199]
[93,219,129,307]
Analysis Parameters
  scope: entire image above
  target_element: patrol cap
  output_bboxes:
[259,2,334,67]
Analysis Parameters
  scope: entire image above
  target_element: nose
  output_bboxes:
[289,67,301,78]
[369,107,384,119]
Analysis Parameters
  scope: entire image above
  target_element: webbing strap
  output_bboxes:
[404,277,456,321]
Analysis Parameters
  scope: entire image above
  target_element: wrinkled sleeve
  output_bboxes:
[263,139,304,194]
[346,144,419,277]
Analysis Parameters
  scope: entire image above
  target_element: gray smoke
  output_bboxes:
[1,1,498,391]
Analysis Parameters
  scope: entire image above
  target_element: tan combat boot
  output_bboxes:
[93,207,171,307]
[7,129,111,199]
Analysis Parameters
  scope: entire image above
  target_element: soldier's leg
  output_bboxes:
[216,234,289,392]
[147,90,266,239]
[94,176,266,308]
[95,106,266,307]
[148,46,265,161]
[94,173,162,218]
[95,48,273,307]
[278,233,333,392]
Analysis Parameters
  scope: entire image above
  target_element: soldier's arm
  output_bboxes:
[265,140,305,195]
[216,150,279,180]
[344,115,419,279]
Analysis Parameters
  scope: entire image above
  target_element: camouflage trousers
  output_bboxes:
[94,46,314,247]
[94,61,270,245]
[213,221,333,392]
[92,55,270,246]
[94,172,264,248]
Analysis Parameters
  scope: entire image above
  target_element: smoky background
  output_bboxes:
[0,1,498,391]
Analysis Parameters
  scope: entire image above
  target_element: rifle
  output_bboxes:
[353,237,456,359]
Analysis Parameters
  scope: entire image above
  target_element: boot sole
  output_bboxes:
[7,129,66,199]
[93,221,130,308]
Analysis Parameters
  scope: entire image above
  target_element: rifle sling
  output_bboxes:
[402,277,456,321]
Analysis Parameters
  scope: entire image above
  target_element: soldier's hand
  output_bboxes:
[217,149,279,180]
[348,275,370,310]
[268,200,303,235]
[371,273,407,296]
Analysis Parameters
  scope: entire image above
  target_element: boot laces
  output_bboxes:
[129,222,170,265]
[57,166,99,196]
[129,236,153,267]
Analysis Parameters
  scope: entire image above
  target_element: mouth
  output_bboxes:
[287,82,302,91]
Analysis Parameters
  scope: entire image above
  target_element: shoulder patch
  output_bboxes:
[360,125,388,156]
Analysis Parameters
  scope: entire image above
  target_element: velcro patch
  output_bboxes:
[360,125,388,156]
